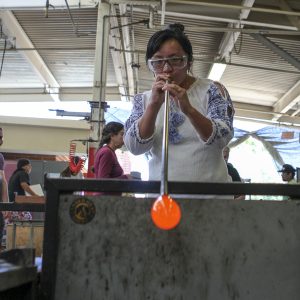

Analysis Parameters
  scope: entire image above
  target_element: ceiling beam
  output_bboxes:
[272,80,300,118]
[218,0,255,61]
[278,0,300,30]
[60,87,121,101]
[250,33,300,71]
[168,0,300,17]
[212,0,254,80]
[0,0,97,9]
[133,7,299,31]
[0,11,60,102]
[0,86,121,102]
[250,33,300,122]
[234,101,274,121]
[109,5,130,101]
[0,115,89,129]
[234,101,300,126]
[108,4,135,101]
[118,4,136,99]
[92,1,110,105]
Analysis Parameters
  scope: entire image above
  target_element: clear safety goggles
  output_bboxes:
[147,56,188,72]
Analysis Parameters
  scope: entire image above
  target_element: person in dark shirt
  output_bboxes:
[8,158,38,202]
[223,146,245,200]
[278,164,297,184]
[227,162,242,182]
[278,164,297,200]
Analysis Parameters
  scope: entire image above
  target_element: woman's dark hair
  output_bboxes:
[11,158,31,176]
[17,159,30,170]
[99,121,124,148]
[146,23,193,62]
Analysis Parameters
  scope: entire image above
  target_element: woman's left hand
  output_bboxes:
[162,81,192,115]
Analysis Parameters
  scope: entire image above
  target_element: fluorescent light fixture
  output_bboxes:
[208,63,227,81]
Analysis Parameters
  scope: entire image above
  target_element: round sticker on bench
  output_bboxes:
[70,198,96,224]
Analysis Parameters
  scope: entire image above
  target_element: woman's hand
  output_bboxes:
[150,74,171,107]
[161,79,213,142]
[162,81,193,115]
[137,74,171,139]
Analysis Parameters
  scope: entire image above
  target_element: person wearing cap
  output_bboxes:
[8,158,39,202]
[278,164,297,200]
[278,164,297,184]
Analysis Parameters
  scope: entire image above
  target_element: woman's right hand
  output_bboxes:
[138,74,170,139]
[150,74,171,107]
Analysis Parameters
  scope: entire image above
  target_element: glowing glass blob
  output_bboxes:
[151,194,181,230]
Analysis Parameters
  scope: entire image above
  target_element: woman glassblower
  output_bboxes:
[124,23,234,183]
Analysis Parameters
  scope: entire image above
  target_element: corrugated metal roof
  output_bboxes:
[0,40,43,87]
[0,0,299,125]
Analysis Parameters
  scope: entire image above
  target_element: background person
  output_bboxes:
[278,164,296,184]
[0,128,8,203]
[223,146,245,200]
[94,122,131,182]
[124,23,234,183]
[278,164,297,200]
[0,127,8,249]
[8,158,39,202]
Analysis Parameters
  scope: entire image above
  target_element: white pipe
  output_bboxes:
[168,0,300,17]
[133,7,299,30]
[235,116,300,129]
[161,0,166,26]
[109,0,159,5]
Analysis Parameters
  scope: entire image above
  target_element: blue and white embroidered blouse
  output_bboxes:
[124,78,234,182]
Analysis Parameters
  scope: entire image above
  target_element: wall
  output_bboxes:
[0,118,89,154]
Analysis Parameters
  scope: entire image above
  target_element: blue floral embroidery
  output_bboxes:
[207,82,234,144]
[124,93,143,139]
[125,93,185,144]
[169,100,185,144]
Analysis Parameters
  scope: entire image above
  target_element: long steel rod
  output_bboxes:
[160,81,170,195]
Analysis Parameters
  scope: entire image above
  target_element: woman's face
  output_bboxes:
[23,164,32,174]
[281,171,292,182]
[150,39,189,85]
[111,129,124,149]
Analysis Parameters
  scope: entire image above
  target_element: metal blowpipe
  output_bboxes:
[160,80,170,196]
[151,80,181,230]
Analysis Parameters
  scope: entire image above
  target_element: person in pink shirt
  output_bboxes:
[94,122,131,184]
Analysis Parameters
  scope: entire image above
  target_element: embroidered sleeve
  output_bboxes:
[124,93,154,155]
[206,81,234,146]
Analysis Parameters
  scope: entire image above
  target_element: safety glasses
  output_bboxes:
[147,56,188,72]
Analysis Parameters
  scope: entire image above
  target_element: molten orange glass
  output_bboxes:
[151,194,181,230]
